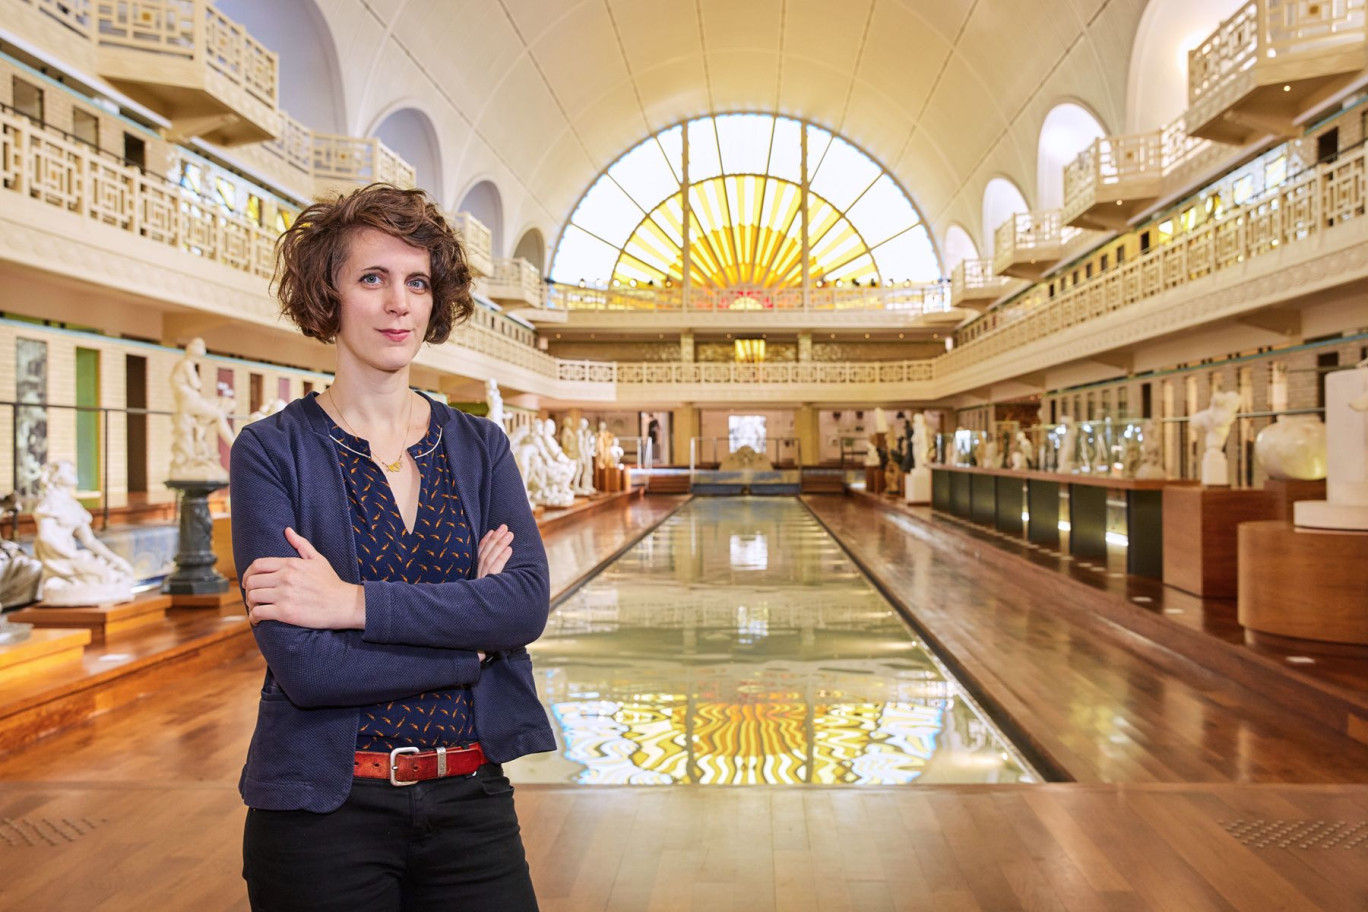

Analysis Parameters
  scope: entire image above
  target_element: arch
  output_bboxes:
[550,113,941,289]
[941,224,980,272]
[512,227,546,273]
[457,180,505,256]
[1126,0,1249,132]
[1036,102,1107,210]
[214,0,345,133]
[980,177,1030,257]
[370,105,443,202]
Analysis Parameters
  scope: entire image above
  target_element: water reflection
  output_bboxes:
[508,498,1035,786]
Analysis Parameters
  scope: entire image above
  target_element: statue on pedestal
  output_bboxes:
[560,418,587,493]
[169,338,236,482]
[1135,420,1166,479]
[1058,416,1078,474]
[1189,390,1242,486]
[899,416,917,472]
[595,421,614,475]
[1009,431,1031,471]
[509,425,545,510]
[533,419,576,507]
[33,461,135,606]
[576,419,597,494]
[485,378,506,433]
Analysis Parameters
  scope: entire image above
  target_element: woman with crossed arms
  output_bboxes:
[230,184,553,911]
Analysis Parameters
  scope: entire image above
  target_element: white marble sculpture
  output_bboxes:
[1254,416,1327,481]
[0,540,42,609]
[169,338,236,481]
[595,421,614,475]
[1057,416,1078,474]
[1135,420,1167,480]
[874,407,889,434]
[864,438,881,467]
[560,418,588,493]
[609,436,625,468]
[33,461,135,606]
[1295,359,1368,530]
[245,398,287,425]
[904,413,933,504]
[984,438,999,470]
[485,378,505,433]
[1189,390,1242,486]
[533,418,576,507]
[508,425,545,510]
[576,419,597,494]
[1009,431,1032,471]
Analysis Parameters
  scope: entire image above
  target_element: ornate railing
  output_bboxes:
[950,258,1013,304]
[452,313,556,376]
[259,111,312,176]
[488,257,545,306]
[559,360,936,385]
[22,0,93,37]
[1189,0,1366,107]
[545,281,952,315]
[93,0,278,108]
[993,210,1080,274]
[450,211,493,275]
[944,143,1368,374]
[0,106,279,284]
[311,133,415,189]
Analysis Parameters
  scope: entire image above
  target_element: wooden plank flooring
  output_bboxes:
[4,492,1368,910]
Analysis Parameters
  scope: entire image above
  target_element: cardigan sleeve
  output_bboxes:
[359,423,550,654]
[229,424,482,708]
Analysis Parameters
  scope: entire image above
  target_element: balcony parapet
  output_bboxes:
[993,211,1085,280]
[946,141,1368,379]
[11,0,98,71]
[556,359,936,387]
[949,259,1016,311]
[1187,0,1368,145]
[450,211,493,277]
[483,257,547,313]
[545,281,955,318]
[92,0,281,146]
[309,131,416,196]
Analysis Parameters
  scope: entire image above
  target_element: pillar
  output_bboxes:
[795,404,820,466]
[673,405,700,466]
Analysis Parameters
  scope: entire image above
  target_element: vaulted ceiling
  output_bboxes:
[248,0,1150,247]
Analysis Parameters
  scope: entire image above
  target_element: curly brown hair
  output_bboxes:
[274,183,473,345]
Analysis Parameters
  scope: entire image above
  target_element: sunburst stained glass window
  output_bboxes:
[551,114,941,291]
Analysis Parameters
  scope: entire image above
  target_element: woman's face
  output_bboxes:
[334,227,433,376]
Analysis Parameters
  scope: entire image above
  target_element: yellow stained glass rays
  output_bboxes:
[551,114,941,292]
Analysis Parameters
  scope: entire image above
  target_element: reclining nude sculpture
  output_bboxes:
[34,461,135,606]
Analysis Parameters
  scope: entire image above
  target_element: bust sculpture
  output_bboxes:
[33,461,135,606]
[1135,420,1167,479]
[1189,390,1242,486]
[169,338,236,481]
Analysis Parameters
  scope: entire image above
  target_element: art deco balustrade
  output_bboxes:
[949,259,1016,310]
[1187,0,1368,145]
[946,143,1368,378]
[310,131,416,195]
[91,0,281,145]
[992,211,1083,280]
[482,258,547,312]
[449,211,493,277]
[544,281,952,316]
[558,360,936,386]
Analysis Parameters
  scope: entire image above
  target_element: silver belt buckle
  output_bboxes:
[435,746,447,778]
[389,746,420,786]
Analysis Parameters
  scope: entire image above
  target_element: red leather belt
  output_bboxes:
[354,744,486,786]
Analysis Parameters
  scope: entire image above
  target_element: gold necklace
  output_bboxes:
[326,388,413,473]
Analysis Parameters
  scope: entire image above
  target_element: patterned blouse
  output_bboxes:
[323,399,478,751]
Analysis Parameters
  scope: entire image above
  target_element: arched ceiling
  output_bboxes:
[312,0,1144,242]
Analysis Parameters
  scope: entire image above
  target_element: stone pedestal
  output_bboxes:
[1296,367,1368,531]
[163,479,230,604]
[1200,449,1229,487]
[905,467,931,504]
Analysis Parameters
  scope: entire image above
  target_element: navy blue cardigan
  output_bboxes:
[229,393,556,812]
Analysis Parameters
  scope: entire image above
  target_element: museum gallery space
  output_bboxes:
[1,0,1368,909]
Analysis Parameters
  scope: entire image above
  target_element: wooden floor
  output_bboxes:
[4,492,1368,910]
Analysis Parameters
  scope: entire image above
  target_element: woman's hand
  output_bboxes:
[242,527,364,629]
[477,524,514,579]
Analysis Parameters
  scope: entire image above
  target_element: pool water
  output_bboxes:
[506,497,1037,786]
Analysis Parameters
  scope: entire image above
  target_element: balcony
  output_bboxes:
[993,211,1080,280]
[949,259,1015,310]
[1062,132,1164,230]
[309,132,416,198]
[450,211,493,277]
[1187,0,1368,145]
[483,257,553,318]
[94,0,281,146]
[12,0,98,72]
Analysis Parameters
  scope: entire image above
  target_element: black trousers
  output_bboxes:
[243,763,538,912]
